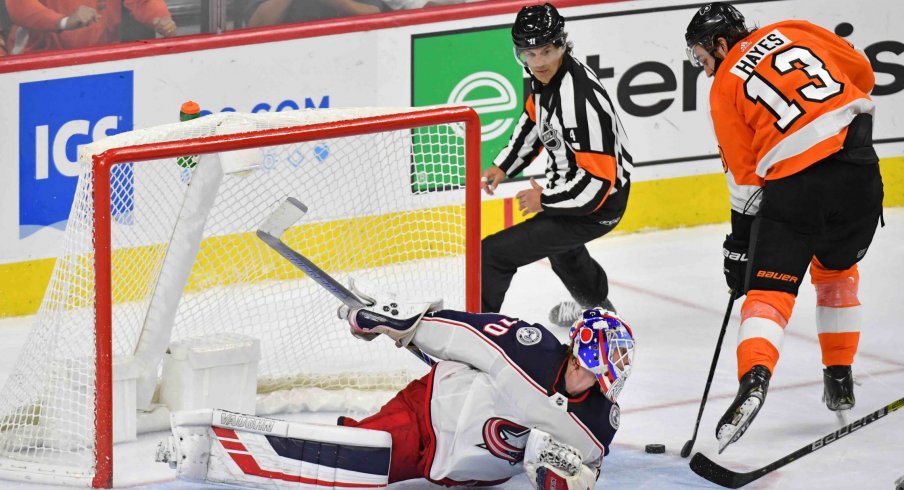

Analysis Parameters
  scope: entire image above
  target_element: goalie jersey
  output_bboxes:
[411,310,618,483]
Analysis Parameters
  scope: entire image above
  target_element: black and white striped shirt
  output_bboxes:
[494,54,632,216]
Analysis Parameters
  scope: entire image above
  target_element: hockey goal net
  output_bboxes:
[0,106,481,487]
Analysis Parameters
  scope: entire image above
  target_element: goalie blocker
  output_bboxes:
[156,409,392,489]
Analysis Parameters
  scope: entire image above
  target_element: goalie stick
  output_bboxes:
[256,197,435,367]
[681,290,737,458]
[690,394,904,488]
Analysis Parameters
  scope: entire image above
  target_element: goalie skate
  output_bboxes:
[716,365,770,453]
[548,298,616,328]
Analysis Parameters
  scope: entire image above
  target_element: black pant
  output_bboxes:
[745,158,884,295]
[481,188,628,313]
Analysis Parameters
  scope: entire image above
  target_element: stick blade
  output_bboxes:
[689,453,750,489]
[680,440,693,458]
[258,197,308,239]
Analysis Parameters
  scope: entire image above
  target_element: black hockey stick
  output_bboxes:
[256,197,435,367]
[680,290,737,458]
[690,395,904,488]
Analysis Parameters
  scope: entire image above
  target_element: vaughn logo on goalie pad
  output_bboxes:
[218,412,276,433]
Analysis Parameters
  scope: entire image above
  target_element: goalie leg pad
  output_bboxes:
[162,409,391,489]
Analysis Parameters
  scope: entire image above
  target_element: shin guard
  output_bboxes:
[812,261,861,366]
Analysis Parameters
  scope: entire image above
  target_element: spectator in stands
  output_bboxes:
[245,0,388,27]
[0,2,8,55]
[5,0,176,55]
[382,0,473,9]
[244,0,481,28]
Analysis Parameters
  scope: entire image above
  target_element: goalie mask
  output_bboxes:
[569,308,635,402]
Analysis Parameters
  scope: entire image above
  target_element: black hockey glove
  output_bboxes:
[722,235,749,294]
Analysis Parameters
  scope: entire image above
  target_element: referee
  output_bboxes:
[481,3,632,327]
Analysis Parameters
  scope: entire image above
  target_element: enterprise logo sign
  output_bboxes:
[447,71,517,141]
[412,27,525,171]
[19,71,134,238]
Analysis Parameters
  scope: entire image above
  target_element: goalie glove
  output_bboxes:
[524,429,598,490]
[337,278,442,347]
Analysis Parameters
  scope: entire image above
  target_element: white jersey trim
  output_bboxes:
[755,98,875,177]
[737,316,785,352]
[561,72,577,129]
[725,166,763,215]
[815,305,862,335]
[543,172,605,210]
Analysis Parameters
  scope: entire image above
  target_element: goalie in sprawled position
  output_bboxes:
[158,284,635,489]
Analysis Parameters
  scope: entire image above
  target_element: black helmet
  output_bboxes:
[512,3,565,50]
[684,2,746,49]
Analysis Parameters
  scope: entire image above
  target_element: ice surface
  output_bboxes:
[1,209,901,489]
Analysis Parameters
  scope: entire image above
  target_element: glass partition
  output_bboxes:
[0,0,492,57]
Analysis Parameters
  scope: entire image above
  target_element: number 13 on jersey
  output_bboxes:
[730,29,844,133]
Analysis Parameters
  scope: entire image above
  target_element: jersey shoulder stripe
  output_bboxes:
[712,20,875,180]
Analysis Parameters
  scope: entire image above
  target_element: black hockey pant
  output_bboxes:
[745,158,884,297]
[481,210,623,313]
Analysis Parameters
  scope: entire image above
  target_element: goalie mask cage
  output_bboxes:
[0,106,481,487]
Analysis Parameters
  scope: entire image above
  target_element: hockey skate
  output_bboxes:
[823,365,855,425]
[548,298,616,328]
[716,365,770,453]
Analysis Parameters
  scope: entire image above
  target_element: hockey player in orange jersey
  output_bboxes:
[684,3,884,452]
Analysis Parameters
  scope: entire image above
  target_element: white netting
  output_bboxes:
[0,107,475,485]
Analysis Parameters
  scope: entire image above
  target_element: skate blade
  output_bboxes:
[834,409,851,426]
[717,397,762,454]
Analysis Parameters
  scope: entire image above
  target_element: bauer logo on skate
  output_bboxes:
[18,71,134,239]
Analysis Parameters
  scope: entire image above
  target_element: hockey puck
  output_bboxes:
[645,443,666,454]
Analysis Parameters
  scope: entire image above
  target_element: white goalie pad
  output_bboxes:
[156,409,391,489]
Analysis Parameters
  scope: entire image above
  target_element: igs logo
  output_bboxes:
[19,71,134,238]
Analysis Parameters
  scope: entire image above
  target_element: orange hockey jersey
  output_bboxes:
[7,0,172,54]
[709,20,875,214]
